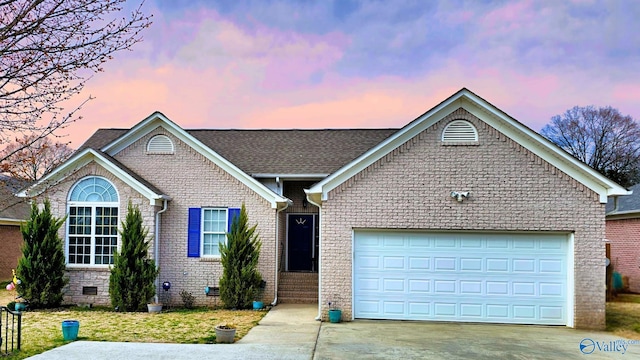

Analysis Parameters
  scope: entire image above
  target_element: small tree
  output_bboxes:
[17,199,68,309]
[219,204,263,309]
[109,202,158,311]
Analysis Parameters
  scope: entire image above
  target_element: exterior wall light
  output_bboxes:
[451,191,469,202]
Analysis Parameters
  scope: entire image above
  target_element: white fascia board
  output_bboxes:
[102,112,291,209]
[605,209,640,220]
[17,149,168,205]
[459,92,630,203]
[308,89,630,203]
[0,218,23,225]
[252,173,329,179]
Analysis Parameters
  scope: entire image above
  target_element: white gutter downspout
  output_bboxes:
[154,199,168,304]
[304,192,323,321]
[272,200,290,306]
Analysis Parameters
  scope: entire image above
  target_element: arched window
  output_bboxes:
[442,120,478,143]
[67,177,119,266]
[147,134,175,154]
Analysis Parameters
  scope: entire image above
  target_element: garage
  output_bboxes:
[353,231,571,325]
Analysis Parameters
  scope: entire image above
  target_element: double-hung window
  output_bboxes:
[202,208,227,256]
[188,207,240,258]
[67,177,119,266]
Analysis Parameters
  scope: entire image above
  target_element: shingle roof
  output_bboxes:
[79,128,398,176]
[0,175,30,220]
[606,183,640,214]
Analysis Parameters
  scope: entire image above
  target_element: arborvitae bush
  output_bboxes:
[219,204,263,309]
[109,202,158,311]
[17,200,68,309]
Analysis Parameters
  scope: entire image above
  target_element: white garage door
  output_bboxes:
[354,231,569,325]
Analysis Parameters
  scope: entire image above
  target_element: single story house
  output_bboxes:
[18,88,628,330]
[0,175,30,281]
[606,183,640,293]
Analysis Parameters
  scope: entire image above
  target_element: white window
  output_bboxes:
[67,177,119,266]
[201,208,228,256]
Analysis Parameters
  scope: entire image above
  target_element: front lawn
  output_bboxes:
[1,288,266,360]
[606,293,640,340]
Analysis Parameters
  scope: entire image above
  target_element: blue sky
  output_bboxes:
[68,0,640,146]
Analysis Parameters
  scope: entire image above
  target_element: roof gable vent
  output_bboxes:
[442,120,478,143]
[147,135,174,154]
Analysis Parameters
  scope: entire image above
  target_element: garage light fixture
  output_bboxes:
[451,191,469,202]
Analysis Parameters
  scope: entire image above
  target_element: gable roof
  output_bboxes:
[306,88,630,204]
[606,183,640,219]
[80,112,295,209]
[79,128,397,176]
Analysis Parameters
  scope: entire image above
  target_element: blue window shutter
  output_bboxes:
[228,208,241,232]
[187,208,201,257]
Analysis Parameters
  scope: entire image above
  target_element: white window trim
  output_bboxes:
[66,201,120,267]
[200,208,228,258]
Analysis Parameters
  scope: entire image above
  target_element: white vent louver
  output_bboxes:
[147,135,174,154]
[442,120,478,142]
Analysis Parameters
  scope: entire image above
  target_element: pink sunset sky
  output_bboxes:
[61,0,640,147]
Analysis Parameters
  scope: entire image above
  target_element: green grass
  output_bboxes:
[1,288,266,359]
[606,293,640,339]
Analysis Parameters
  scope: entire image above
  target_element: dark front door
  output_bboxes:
[287,214,314,271]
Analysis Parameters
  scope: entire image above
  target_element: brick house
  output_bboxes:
[17,88,628,329]
[0,175,30,281]
[606,183,640,293]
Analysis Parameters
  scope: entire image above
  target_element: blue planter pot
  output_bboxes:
[328,309,342,323]
[253,301,264,310]
[62,320,80,341]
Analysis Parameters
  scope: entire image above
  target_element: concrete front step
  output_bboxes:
[278,296,318,304]
[278,272,318,304]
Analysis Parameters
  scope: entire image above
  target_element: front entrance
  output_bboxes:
[287,214,318,271]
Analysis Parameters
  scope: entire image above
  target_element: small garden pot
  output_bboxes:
[62,320,80,341]
[328,309,342,323]
[215,326,236,343]
[147,303,162,313]
[253,301,264,310]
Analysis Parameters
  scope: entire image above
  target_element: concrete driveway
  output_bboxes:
[316,320,640,359]
[27,304,640,359]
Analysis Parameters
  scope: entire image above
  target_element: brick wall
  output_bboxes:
[321,108,606,329]
[45,127,277,307]
[45,162,154,305]
[0,224,23,281]
[606,218,640,293]
[113,128,276,307]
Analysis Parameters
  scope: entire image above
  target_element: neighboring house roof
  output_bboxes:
[306,88,630,204]
[79,128,397,176]
[0,175,30,224]
[606,183,640,219]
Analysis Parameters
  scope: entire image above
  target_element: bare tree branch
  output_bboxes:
[0,0,152,161]
[541,105,640,187]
